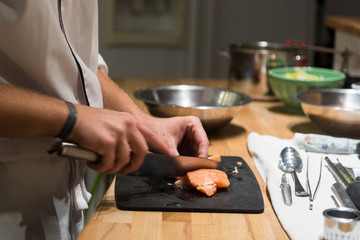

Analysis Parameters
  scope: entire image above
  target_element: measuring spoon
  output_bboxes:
[279,147,308,197]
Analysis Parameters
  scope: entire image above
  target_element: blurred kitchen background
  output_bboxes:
[85,0,360,221]
[98,0,360,79]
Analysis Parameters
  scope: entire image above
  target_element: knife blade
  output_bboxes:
[48,138,219,175]
[325,157,349,189]
[280,173,292,206]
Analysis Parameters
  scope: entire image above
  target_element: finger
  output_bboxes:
[119,130,148,174]
[192,128,209,158]
[116,128,148,175]
[87,145,116,173]
[105,139,132,174]
[138,123,178,156]
[195,139,209,158]
[117,150,145,176]
[185,117,209,157]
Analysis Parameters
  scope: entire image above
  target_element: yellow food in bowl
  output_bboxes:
[269,67,345,113]
[283,71,323,80]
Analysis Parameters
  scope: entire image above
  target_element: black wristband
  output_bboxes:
[57,101,77,140]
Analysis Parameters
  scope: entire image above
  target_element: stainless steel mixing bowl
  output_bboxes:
[293,89,360,136]
[134,85,252,131]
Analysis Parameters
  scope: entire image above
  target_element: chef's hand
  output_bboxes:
[95,69,209,161]
[67,105,171,175]
[141,115,209,158]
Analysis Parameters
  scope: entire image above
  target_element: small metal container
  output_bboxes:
[323,207,360,240]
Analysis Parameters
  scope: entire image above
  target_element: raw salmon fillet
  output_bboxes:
[208,155,222,162]
[175,169,230,197]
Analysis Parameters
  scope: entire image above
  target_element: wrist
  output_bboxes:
[57,101,77,140]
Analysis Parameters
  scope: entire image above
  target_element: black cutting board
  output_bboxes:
[115,153,264,213]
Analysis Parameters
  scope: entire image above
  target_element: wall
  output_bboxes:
[326,0,360,16]
[98,0,316,79]
[194,0,316,78]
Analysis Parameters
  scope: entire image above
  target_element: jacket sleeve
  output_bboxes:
[98,54,109,75]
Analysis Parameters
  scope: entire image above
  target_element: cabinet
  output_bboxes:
[325,16,360,77]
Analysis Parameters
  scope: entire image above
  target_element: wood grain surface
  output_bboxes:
[325,15,360,37]
[78,78,324,240]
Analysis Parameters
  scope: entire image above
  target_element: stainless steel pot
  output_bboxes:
[222,41,299,100]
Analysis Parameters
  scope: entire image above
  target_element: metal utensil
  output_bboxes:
[280,173,292,205]
[279,147,308,197]
[335,159,356,184]
[331,183,357,210]
[325,157,350,189]
[48,138,219,176]
[325,156,360,211]
[306,157,323,210]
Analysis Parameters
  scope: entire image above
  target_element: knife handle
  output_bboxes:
[345,181,360,211]
[48,139,101,162]
[331,183,357,210]
[281,184,292,206]
[60,143,101,162]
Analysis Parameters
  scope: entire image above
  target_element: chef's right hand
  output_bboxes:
[67,105,170,175]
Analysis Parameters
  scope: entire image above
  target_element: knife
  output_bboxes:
[325,157,360,211]
[280,173,292,206]
[48,138,219,176]
[331,183,357,210]
[325,157,349,189]
[335,159,356,184]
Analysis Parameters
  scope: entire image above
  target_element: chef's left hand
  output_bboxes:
[141,115,209,158]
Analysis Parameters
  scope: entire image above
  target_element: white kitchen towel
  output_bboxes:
[247,132,360,240]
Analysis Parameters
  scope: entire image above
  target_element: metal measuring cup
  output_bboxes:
[323,207,360,240]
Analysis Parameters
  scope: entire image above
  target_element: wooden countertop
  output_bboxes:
[325,15,360,37]
[78,78,323,240]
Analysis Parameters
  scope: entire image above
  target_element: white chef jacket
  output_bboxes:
[0,0,106,239]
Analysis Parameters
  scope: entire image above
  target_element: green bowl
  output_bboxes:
[268,67,345,113]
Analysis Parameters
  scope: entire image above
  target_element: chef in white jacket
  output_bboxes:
[0,0,209,239]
